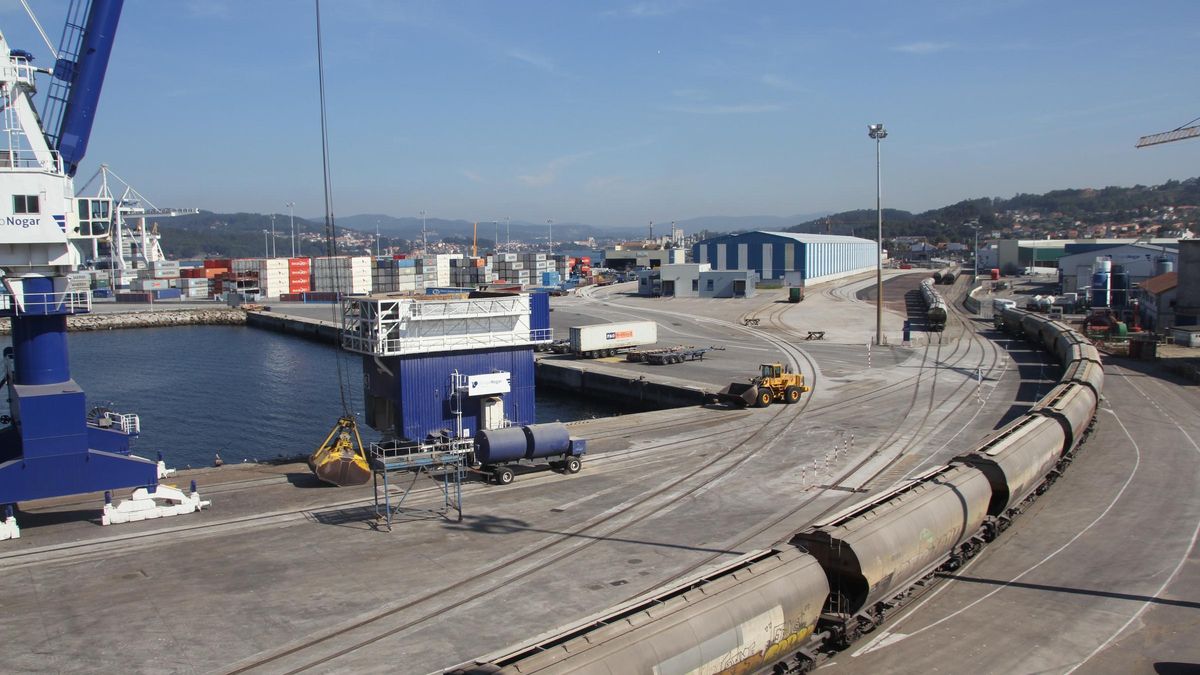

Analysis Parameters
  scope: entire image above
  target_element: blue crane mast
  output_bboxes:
[0,0,206,539]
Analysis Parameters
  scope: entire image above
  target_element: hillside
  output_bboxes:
[787,178,1200,243]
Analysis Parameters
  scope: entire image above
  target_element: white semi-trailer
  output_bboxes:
[569,321,658,358]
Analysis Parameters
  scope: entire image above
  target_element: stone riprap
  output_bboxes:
[0,308,248,334]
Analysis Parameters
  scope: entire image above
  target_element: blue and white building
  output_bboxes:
[341,292,552,442]
[692,231,876,285]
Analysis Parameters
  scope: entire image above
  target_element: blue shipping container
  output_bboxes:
[153,288,182,300]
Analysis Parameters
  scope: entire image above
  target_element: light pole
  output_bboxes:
[263,230,269,258]
[420,210,427,253]
[971,220,979,282]
[506,216,510,252]
[269,214,276,258]
[376,219,381,257]
[868,123,887,346]
[547,219,553,256]
[286,201,295,258]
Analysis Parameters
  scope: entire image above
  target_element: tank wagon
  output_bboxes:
[474,422,586,485]
[448,548,830,675]
[920,278,948,331]
[931,265,957,285]
[788,464,992,648]
[446,310,1101,675]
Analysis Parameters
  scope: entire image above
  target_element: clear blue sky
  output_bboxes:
[4,0,1199,226]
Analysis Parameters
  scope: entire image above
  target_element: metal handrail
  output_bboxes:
[0,288,91,315]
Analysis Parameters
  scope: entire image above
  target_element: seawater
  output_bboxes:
[1,325,625,468]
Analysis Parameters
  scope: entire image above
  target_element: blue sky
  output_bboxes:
[3,0,1199,226]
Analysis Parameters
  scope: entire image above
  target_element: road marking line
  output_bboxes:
[854,404,1142,657]
[1062,367,1200,674]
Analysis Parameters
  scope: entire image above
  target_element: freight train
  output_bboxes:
[930,265,956,285]
[920,278,948,331]
[446,308,1101,675]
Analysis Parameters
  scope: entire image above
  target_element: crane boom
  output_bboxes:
[53,0,125,176]
[1136,124,1200,148]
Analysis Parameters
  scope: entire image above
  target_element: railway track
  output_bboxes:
[652,275,1011,589]
[7,278,1027,674]
[215,289,838,672]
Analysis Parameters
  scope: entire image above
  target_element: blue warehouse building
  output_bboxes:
[692,231,877,285]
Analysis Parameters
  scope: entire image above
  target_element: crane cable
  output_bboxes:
[315,0,352,417]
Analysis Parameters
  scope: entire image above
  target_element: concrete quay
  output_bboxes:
[0,272,1194,674]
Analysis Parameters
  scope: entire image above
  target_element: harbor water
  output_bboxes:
[1,325,626,469]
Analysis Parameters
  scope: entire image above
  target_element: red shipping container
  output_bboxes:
[205,258,232,269]
[289,279,311,293]
[288,257,310,269]
[580,256,591,264]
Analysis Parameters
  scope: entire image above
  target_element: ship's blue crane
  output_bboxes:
[0,1,206,540]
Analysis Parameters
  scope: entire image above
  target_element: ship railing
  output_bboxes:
[0,288,92,315]
[87,410,141,435]
[343,329,546,356]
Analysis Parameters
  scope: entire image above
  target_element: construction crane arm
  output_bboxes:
[1136,122,1200,148]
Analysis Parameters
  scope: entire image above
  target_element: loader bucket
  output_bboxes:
[715,382,759,407]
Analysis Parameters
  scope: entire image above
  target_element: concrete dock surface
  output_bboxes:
[1,272,1195,674]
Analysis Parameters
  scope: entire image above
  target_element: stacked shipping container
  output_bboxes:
[491,252,554,286]
[449,256,496,287]
[232,258,292,299]
[372,257,424,293]
[312,255,372,294]
[420,253,462,288]
[288,257,311,294]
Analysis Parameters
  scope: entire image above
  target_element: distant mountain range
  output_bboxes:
[332,212,831,241]
[154,211,831,258]
[151,178,1200,258]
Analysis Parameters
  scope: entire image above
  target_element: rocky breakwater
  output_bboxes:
[0,308,248,334]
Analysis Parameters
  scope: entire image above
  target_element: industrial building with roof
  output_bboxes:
[1057,242,1178,296]
[977,237,1183,274]
[691,231,877,285]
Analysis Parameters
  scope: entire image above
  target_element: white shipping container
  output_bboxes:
[569,321,658,356]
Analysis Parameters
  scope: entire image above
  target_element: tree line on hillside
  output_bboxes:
[785,177,1200,244]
